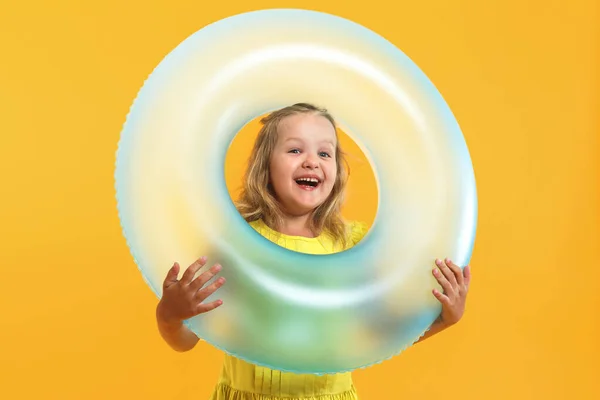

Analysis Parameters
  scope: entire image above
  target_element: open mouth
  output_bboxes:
[294,177,321,189]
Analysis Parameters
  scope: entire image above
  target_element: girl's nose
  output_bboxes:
[302,156,319,169]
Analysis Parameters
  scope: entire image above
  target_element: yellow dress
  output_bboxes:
[209,218,369,400]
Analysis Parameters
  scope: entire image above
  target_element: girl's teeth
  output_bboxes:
[295,177,319,187]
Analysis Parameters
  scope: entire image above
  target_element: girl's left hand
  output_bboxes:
[432,258,471,327]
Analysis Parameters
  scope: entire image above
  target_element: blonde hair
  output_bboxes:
[235,103,351,248]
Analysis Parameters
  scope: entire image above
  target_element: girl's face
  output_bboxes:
[269,113,338,218]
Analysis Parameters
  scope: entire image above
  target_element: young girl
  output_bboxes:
[156,103,472,399]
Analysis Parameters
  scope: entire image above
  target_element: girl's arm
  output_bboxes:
[414,319,452,344]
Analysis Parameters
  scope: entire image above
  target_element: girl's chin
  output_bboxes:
[281,201,326,217]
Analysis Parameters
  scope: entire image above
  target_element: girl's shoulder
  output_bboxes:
[345,220,369,247]
[248,218,266,231]
[247,218,369,251]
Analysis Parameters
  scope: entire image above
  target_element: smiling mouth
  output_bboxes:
[295,177,321,189]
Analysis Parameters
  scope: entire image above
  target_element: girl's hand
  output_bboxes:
[432,258,471,327]
[156,256,226,327]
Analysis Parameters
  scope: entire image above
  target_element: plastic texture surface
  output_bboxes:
[115,9,477,374]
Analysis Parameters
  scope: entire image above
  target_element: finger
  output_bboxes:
[436,259,458,288]
[464,265,472,289]
[196,276,226,301]
[180,256,207,285]
[196,299,223,315]
[190,263,223,291]
[445,258,464,287]
[432,268,454,296]
[432,288,450,306]
[163,262,180,290]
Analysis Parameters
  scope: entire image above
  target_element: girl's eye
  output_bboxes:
[319,152,331,158]
[289,149,300,154]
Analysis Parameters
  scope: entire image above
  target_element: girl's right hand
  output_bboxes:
[156,256,226,327]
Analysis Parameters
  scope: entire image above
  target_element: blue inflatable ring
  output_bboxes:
[115,8,477,374]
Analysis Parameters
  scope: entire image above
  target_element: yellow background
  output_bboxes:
[1,1,597,399]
